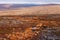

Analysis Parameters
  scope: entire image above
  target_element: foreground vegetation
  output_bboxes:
[0,14,60,40]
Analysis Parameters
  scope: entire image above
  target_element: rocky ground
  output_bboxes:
[0,14,60,40]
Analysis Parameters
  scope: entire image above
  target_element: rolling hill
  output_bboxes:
[0,5,60,16]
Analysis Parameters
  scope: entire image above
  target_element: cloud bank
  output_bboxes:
[0,2,60,4]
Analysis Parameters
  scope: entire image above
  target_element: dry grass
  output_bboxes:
[0,5,60,16]
[0,5,60,40]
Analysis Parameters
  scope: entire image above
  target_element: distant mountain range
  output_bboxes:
[0,4,59,10]
[0,4,40,10]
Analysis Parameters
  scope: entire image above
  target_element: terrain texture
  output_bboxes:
[0,5,60,40]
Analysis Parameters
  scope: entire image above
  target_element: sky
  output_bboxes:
[0,0,60,4]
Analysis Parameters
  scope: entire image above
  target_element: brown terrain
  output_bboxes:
[0,5,60,40]
[0,5,60,16]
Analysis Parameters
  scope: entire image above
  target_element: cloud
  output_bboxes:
[0,2,60,4]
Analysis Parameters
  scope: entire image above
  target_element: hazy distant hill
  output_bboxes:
[0,5,60,16]
[0,4,40,10]
[0,4,59,10]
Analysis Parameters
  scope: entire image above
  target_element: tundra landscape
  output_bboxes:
[0,5,60,40]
